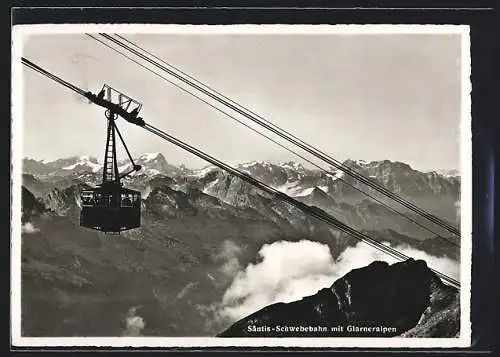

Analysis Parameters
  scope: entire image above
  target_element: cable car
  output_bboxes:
[79,84,143,233]
[80,185,141,233]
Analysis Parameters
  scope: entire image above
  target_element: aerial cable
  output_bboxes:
[86,33,458,246]
[22,57,86,96]
[20,56,460,289]
[144,123,460,289]
[87,34,460,245]
[94,33,461,238]
[119,33,461,237]
[114,33,461,237]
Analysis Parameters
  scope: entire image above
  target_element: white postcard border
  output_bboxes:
[11,23,472,348]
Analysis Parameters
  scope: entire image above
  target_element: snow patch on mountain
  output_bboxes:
[139,152,161,162]
[239,160,269,169]
[317,185,329,193]
[62,156,101,172]
[146,169,161,176]
[326,170,344,181]
[343,159,368,167]
[273,181,300,196]
[280,161,305,171]
[203,177,221,194]
[433,169,460,178]
[294,187,316,197]
[191,165,217,178]
[273,181,328,198]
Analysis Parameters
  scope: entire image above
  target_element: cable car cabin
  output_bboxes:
[80,184,141,233]
[76,83,144,233]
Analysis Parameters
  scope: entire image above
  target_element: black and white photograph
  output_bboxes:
[11,24,472,348]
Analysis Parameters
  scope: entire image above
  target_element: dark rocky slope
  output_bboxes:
[218,259,459,337]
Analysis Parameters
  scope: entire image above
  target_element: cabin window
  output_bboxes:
[121,193,134,207]
[81,190,139,208]
[95,193,113,207]
[81,192,95,206]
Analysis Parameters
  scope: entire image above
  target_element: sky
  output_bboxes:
[18,27,464,172]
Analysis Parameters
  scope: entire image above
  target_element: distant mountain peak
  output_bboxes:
[342,158,413,168]
[61,156,101,173]
[432,169,460,178]
[190,165,218,178]
[138,152,165,162]
[77,155,99,163]
[280,161,305,171]
[238,160,272,168]
[342,158,369,167]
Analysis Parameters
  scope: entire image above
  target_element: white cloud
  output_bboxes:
[217,239,459,323]
[21,222,39,234]
[122,306,145,336]
[217,240,243,277]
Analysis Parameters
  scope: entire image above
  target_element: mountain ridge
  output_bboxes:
[22,154,461,178]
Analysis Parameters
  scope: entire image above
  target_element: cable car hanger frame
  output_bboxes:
[82,83,145,234]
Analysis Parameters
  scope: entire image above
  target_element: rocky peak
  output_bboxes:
[21,187,46,222]
[44,184,90,216]
[145,186,198,217]
[116,152,181,178]
[432,169,460,179]
[280,161,306,172]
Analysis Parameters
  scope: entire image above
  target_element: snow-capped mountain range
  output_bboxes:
[23,153,460,182]
[22,152,461,229]
[22,153,460,200]
[23,153,180,178]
